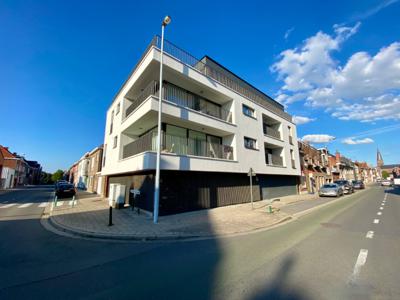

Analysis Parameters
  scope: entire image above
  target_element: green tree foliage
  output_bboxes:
[40,172,53,184]
[382,170,389,179]
[51,169,64,182]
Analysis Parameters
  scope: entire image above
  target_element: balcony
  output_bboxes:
[266,154,283,167]
[264,126,281,140]
[263,114,281,140]
[122,130,234,161]
[124,80,232,123]
[145,35,292,122]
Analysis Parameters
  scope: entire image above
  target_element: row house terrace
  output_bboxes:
[298,141,332,193]
[101,35,301,215]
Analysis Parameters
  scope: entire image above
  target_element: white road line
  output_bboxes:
[38,202,48,207]
[374,219,380,224]
[380,207,384,210]
[350,249,368,283]
[377,212,382,215]
[0,203,16,208]
[56,201,64,207]
[18,203,33,208]
[366,231,374,239]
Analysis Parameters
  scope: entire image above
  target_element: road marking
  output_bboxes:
[18,203,33,208]
[380,207,384,210]
[374,219,380,224]
[366,231,374,239]
[38,202,48,207]
[377,212,382,215]
[0,203,16,208]
[350,249,368,283]
[56,201,64,206]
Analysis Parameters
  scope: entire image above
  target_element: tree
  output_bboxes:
[51,169,64,182]
[382,170,389,179]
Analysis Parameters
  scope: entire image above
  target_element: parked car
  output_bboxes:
[55,183,76,198]
[352,180,365,189]
[334,180,354,194]
[319,183,344,197]
[381,179,392,187]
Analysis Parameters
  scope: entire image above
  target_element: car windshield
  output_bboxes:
[334,181,347,185]
[322,184,337,188]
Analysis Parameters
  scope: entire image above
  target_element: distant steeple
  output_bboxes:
[377,148,384,168]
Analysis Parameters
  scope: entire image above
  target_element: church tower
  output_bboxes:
[377,148,384,168]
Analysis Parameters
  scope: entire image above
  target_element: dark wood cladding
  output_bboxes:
[159,171,261,215]
[107,171,298,216]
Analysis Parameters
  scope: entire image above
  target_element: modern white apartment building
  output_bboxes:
[101,36,301,215]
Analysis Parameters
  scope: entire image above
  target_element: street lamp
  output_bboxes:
[153,15,171,224]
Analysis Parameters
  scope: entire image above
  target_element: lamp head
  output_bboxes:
[162,15,171,26]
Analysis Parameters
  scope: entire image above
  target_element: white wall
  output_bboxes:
[101,46,301,178]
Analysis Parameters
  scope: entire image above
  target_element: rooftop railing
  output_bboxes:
[127,36,292,122]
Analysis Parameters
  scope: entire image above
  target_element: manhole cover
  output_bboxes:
[320,222,341,228]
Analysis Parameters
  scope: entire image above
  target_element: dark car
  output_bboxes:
[334,180,354,194]
[55,183,76,198]
[352,180,365,189]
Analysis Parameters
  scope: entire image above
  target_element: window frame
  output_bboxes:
[244,136,258,150]
[242,104,256,119]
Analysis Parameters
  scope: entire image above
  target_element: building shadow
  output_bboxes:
[249,256,310,300]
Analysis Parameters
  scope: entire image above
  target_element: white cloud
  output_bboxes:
[302,134,336,143]
[351,0,399,22]
[271,23,400,122]
[284,27,295,40]
[293,115,316,125]
[342,137,374,145]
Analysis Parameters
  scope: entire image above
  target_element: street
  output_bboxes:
[0,185,399,299]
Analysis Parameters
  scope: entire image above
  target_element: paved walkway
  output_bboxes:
[43,188,369,240]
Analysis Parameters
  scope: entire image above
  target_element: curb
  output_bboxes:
[41,186,372,242]
[42,210,293,242]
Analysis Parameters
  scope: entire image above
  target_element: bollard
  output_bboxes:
[54,195,58,207]
[71,195,76,208]
[108,206,113,226]
[268,205,273,214]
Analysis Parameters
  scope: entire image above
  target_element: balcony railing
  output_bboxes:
[266,154,284,167]
[126,36,292,122]
[122,131,234,161]
[263,125,281,139]
[124,81,232,123]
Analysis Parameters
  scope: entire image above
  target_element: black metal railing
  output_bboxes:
[266,154,284,167]
[263,125,281,139]
[122,131,234,161]
[125,81,159,118]
[124,80,232,123]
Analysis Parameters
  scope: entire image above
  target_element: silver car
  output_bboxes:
[319,183,344,197]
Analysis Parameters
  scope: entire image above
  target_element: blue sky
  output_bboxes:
[1,0,399,172]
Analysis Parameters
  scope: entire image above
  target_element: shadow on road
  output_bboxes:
[249,256,310,300]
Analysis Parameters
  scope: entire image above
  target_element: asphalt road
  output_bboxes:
[0,185,399,299]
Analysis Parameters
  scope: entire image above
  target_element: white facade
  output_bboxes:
[101,39,301,179]
[1,167,15,189]
[77,154,89,189]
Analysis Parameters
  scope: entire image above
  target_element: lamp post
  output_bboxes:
[153,15,171,224]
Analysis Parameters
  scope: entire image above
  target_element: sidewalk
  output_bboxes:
[42,190,356,241]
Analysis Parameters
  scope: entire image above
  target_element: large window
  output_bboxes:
[242,104,255,118]
[244,137,257,150]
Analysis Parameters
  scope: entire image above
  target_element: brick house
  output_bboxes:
[0,146,17,188]
[87,145,103,194]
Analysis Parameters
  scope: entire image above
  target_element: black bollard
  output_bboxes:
[108,206,113,226]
